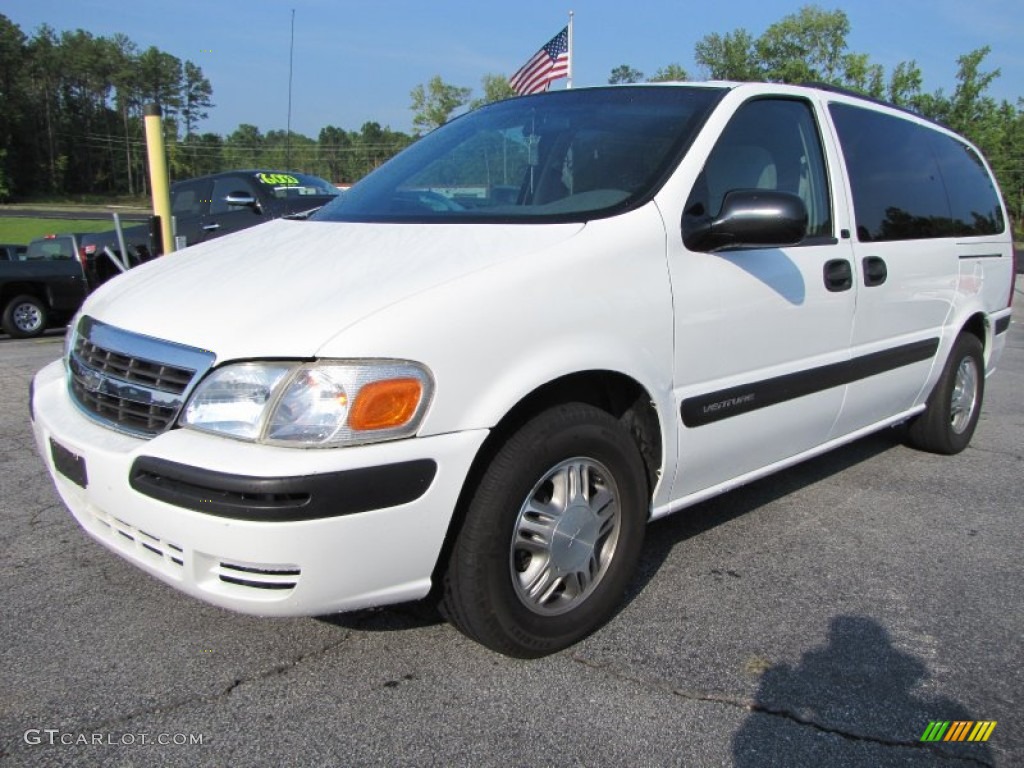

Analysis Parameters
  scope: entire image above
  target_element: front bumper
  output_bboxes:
[30,359,488,616]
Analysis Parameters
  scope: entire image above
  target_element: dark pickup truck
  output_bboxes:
[79,171,337,259]
[80,170,339,256]
[1,236,88,338]
[71,169,339,258]
[1,170,338,337]
[167,169,339,246]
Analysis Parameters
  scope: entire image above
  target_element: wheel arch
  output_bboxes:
[429,369,664,593]
[960,310,988,356]
[0,281,48,308]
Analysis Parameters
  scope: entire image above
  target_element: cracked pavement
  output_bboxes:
[1,282,1021,767]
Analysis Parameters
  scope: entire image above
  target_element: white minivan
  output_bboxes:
[31,83,1015,657]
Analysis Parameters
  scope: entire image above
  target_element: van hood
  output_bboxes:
[84,219,583,360]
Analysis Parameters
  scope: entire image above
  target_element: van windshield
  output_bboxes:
[313,86,725,224]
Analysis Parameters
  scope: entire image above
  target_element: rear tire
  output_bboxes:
[2,294,48,339]
[905,333,984,455]
[441,403,648,658]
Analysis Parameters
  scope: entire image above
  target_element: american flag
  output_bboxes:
[509,27,570,95]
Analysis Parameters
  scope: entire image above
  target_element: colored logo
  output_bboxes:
[920,721,997,742]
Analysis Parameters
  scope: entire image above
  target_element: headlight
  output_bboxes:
[181,360,433,447]
[181,363,294,440]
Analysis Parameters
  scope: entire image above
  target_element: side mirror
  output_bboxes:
[224,192,258,208]
[683,190,808,252]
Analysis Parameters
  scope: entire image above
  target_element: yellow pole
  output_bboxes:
[143,104,174,254]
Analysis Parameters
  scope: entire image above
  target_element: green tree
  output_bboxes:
[109,33,143,195]
[410,75,471,133]
[648,64,689,82]
[185,132,224,177]
[608,64,644,84]
[25,25,66,192]
[136,46,183,119]
[180,60,213,138]
[177,60,214,177]
[886,60,923,106]
[840,52,885,99]
[0,15,28,197]
[756,6,849,83]
[694,5,906,93]
[225,123,264,168]
[694,29,760,81]
[318,125,353,183]
[945,47,1001,135]
[471,73,517,109]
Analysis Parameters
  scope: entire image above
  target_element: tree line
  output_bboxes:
[0,14,215,199]
[0,14,417,200]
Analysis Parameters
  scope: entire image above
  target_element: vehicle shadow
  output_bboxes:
[320,428,906,636]
[626,428,902,601]
[731,614,994,766]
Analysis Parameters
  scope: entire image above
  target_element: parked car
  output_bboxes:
[1,235,88,337]
[30,83,1015,657]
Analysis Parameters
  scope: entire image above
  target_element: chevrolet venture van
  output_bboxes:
[31,83,1015,657]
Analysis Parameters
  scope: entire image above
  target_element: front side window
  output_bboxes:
[314,87,725,224]
[684,97,833,240]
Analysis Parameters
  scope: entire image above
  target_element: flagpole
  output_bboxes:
[566,11,574,89]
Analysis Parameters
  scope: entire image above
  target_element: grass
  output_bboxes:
[4,193,150,209]
[0,217,123,244]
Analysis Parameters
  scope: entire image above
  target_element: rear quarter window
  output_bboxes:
[928,133,1005,236]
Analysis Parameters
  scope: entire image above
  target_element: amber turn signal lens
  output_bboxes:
[349,378,423,431]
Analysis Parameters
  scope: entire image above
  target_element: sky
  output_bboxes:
[5,0,1023,138]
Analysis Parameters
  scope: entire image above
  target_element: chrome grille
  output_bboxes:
[70,379,180,433]
[76,338,193,394]
[67,316,216,437]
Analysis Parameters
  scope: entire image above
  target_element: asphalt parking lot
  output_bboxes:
[1,281,1021,767]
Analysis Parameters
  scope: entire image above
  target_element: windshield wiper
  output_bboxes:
[283,206,324,220]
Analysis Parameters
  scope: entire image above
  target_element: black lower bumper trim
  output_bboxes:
[129,456,437,522]
[995,315,1011,335]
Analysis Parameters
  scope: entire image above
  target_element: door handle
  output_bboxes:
[823,259,853,292]
[863,256,887,287]
[201,223,221,232]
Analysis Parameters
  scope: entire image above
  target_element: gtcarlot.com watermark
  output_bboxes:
[24,729,204,747]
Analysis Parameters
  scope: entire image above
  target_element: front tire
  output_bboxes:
[441,403,648,658]
[905,333,985,455]
[2,294,48,339]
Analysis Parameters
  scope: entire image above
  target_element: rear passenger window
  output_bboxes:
[830,103,951,241]
[929,134,1004,236]
[830,102,1003,241]
[686,98,832,240]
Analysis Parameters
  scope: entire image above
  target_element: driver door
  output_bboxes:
[666,96,858,499]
